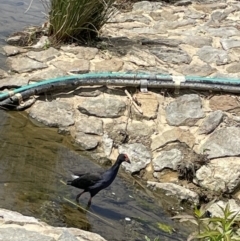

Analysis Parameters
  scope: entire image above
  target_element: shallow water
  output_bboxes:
[0,110,190,240]
[0,0,45,69]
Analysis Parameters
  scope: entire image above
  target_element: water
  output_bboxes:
[0,110,190,240]
[0,0,45,69]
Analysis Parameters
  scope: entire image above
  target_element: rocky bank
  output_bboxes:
[1,0,240,239]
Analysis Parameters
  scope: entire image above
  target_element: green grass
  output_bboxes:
[42,0,116,43]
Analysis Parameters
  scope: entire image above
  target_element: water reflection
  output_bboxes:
[0,110,189,240]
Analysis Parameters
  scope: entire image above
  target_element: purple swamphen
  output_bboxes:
[67,154,130,207]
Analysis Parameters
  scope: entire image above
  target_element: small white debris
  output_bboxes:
[125,217,131,222]
[112,192,115,195]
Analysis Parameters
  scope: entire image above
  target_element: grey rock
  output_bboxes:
[73,88,102,97]
[51,59,89,74]
[150,47,191,64]
[226,63,240,74]
[199,110,224,134]
[132,1,162,12]
[61,46,98,60]
[94,59,123,72]
[6,35,23,45]
[27,47,61,62]
[210,10,228,22]
[58,230,79,241]
[180,63,215,76]
[2,46,25,56]
[102,134,113,157]
[0,69,8,79]
[75,133,99,150]
[78,96,126,118]
[0,227,54,241]
[0,75,30,89]
[221,39,240,50]
[200,127,240,158]
[147,181,199,204]
[174,0,192,6]
[113,13,151,24]
[195,157,240,193]
[206,27,240,37]
[153,149,183,171]
[150,10,179,21]
[166,94,205,126]
[183,36,212,48]
[119,143,152,173]
[185,9,206,19]
[197,46,229,65]
[75,116,103,135]
[28,67,67,82]
[104,122,127,145]
[0,209,39,224]
[31,36,50,49]
[141,38,182,47]
[207,199,240,217]
[29,100,74,127]
[7,57,48,73]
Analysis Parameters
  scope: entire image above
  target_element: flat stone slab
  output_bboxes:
[147,181,199,204]
[78,96,126,118]
[195,157,240,193]
[75,116,103,135]
[165,94,205,126]
[7,57,48,73]
[209,95,240,111]
[29,100,74,127]
[200,127,240,158]
[27,47,61,62]
[74,133,99,150]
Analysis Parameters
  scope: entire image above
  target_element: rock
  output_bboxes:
[51,59,89,74]
[150,10,179,21]
[152,149,183,171]
[7,57,48,73]
[199,110,224,134]
[206,27,240,37]
[0,227,54,241]
[0,209,39,224]
[6,35,24,45]
[200,127,240,158]
[61,46,98,60]
[226,63,240,74]
[180,63,215,76]
[0,69,8,79]
[165,94,205,126]
[27,47,61,62]
[210,10,228,22]
[93,59,123,72]
[78,96,126,118]
[113,13,151,24]
[132,92,159,120]
[75,116,103,135]
[151,128,195,150]
[147,181,199,204]
[183,36,212,48]
[58,230,79,241]
[0,75,30,89]
[207,199,240,217]
[29,100,74,127]
[28,67,67,82]
[141,38,182,48]
[209,95,239,111]
[195,157,240,193]
[221,39,240,50]
[123,48,156,67]
[74,133,99,150]
[102,134,113,156]
[197,46,229,65]
[31,36,50,49]
[132,1,162,12]
[150,47,191,64]
[174,0,192,6]
[2,46,25,56]
[119,143,152,173]
[73,87,102,97]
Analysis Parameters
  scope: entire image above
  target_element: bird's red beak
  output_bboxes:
[125,156,131,164]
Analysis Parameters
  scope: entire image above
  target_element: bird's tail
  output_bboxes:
[67,180,72,185]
